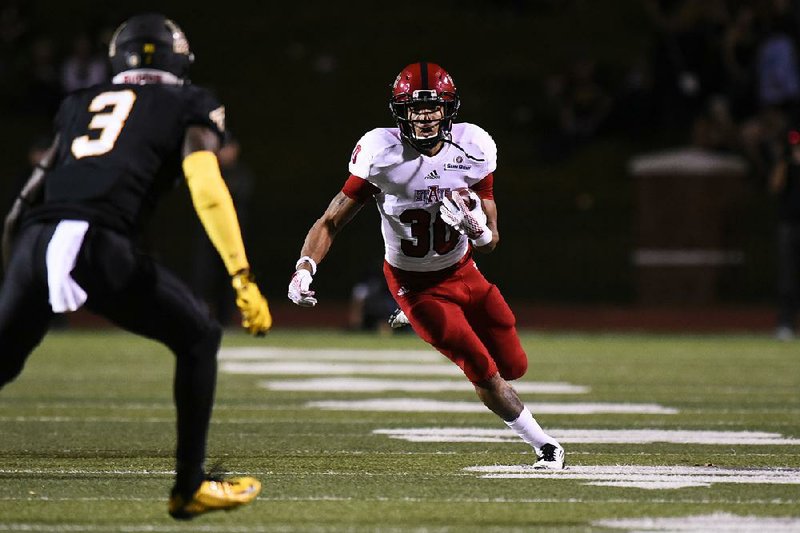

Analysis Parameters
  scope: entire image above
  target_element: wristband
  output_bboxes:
[295,255,317,275]
[471,229,493,247]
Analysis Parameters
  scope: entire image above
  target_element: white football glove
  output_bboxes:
[439,191,492,246]
[388,308,410,328]
[288,269,318,307]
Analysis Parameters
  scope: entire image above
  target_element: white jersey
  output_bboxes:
[348,122,497,271]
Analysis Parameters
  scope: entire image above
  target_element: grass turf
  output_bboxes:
[0,329,798,531]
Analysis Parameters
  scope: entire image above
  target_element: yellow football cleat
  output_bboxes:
[168,476,261,520]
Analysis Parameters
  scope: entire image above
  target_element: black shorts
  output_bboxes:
[0,222,218,357]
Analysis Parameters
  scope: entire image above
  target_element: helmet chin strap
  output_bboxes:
[403,130,446,154]
[402,130,485,162]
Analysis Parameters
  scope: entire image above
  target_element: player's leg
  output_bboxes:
[72,228,232,505]
[0,224,55,388]
[776,222,799,337]
[465,272,565,469]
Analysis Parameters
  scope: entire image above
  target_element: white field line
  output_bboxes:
[464,465,800,490]
[373,428,800,445]
[4,511,800,532]
[221,361,460,376]
[219,347,441,362]
[262,378,588,394]
[594,512,800,532]
[0,496,797,504]
[308,398,678,414]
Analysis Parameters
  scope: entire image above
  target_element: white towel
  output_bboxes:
[46,220,90,313]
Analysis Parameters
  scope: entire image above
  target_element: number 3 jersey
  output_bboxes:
[345,123,497,272]
[25,81,225,234]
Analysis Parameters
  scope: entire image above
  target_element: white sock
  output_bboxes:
[505,406,559,453]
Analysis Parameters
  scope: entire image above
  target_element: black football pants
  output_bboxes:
[0,222,221,495]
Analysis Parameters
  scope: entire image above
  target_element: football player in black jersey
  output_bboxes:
[0,13,267,520]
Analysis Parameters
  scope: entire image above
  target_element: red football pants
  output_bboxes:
[384,255,527,383]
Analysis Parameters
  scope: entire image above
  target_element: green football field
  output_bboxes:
[1,329,798,532]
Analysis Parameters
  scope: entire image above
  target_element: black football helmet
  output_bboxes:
[390,62,461,151]
[109,13,194,79]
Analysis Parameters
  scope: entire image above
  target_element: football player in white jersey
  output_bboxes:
[288,62,564,469]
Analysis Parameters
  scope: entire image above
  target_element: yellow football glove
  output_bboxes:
[231,270,272,336]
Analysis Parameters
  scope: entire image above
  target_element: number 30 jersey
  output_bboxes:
[27,81,225,234]
[346,122,497,272]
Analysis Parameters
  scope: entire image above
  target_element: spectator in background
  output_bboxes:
[740,5,800,180]
[768,127,800,340]
[720,4,759,122]
[21,36,61,116]
[539,56,613,160]
[644,0,729,130]
[0,2,31,88]
[191,134,256,326]
[60,32,108,92]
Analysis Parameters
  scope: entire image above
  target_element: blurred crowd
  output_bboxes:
[0,3,114,118]
[540,0,800,181]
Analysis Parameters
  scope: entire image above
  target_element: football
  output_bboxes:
[450,187,478,210]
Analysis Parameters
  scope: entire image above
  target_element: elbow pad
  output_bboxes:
[183,150,249,275]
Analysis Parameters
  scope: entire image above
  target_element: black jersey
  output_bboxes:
[26,82,224,234]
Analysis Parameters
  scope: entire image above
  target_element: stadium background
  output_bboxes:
[0,1,782,327]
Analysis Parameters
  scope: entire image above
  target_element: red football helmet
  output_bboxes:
[389,62,461,150]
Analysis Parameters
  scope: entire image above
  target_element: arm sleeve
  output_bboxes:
[342,174,380,203]
[183,150,249,275]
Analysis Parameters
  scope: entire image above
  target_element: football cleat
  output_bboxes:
[168,476,261,520]
[388,308,410,329]
[533,443,565,470]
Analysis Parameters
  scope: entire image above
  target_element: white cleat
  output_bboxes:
[533,443,565,470]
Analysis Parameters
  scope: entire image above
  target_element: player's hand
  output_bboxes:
[388,308,410,329]
[439,192,490,243]
[231,270,272,336]
[288,269,317,307]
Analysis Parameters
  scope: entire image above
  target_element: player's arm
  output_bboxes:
[300,191,363,267]
[2,134,60,270]
[288,191,363,307]
[474,197,499,253]
[182,125,271,335]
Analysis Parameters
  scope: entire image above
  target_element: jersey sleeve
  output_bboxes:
[348,129,387,178]
[183,86,226,142]
[471,125,498,174]
[470,173,494,200]
[342,174,380,203]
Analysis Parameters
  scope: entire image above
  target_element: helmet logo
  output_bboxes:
[209,106,226,132]
[165,19,190,55]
